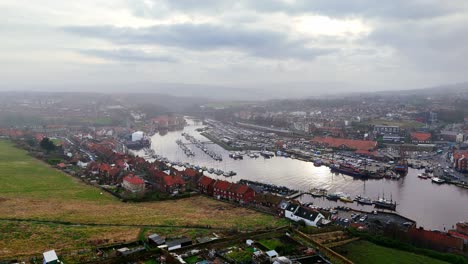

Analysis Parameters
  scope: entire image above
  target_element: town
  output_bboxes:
[0,90,467,264]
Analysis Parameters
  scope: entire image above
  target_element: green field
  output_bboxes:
[334,240,449,264]
[0,140,113,201]
[0,140,285,259]
[365,119,425,129]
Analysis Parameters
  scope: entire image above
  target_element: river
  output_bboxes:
[140,119,468,231]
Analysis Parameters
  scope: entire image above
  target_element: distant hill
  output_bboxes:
[1,81,467,101]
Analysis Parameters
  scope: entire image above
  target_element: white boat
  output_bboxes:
[432,177,445,184]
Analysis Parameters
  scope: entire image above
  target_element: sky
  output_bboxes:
[1,1,468,96]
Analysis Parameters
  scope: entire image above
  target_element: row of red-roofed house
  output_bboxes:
[197,176,256,204]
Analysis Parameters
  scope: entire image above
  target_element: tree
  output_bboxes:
[40,137,56,153]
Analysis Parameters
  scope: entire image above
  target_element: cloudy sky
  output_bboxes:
[1,1,467,95]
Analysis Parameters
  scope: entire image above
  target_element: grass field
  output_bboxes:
[0,140,286,258]
[0,221,139,258]
[365,119,425,129]
[334,240,449,264]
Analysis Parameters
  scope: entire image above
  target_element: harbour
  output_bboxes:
[137,119,468,231]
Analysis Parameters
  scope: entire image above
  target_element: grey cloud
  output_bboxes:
[134,0,464,19]
[63,24,335,60]
[79,48,177,62]
[248,0,462,19]
[368,17,468,71]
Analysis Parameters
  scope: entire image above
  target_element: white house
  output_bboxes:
[284,203,325,227]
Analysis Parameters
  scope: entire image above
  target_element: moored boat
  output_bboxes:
[330,163,368,178]
[432,177,445,184]
[418,173,428,179]
[326,192,342,201]
[373,196,397,210]
[310,188,327,197]
[356,196,373,205]
[339,194,354,203]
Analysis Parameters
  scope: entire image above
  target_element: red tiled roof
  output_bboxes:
[411,132,431,142]
[228,183,241,193]
[123,174,145,185]
[448,231,468,241]
[184,168,198,177]
[311,137,377,151]
[99,163,111,173]
[151,169,169,178]
[163,175,185,186]
[235,184,252,195]
[109,167,120,177]
[453,151,468,160]
[57,163,66,168]
[214,180,231,191]
[199,176,215,186]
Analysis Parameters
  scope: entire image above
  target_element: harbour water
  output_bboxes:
[141,119,468,231]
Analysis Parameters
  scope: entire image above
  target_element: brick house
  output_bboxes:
[232,184,256,204]
[161,175,186,194]
[213,180,231,200]
[453,151,468,172]
[122,174,145,193]
[198,176,215,195]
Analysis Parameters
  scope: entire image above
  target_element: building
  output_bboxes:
[198,176,216,195]
[311,137,377,152]
[266,250,279,261]
[440,131,459,142]
[231,184,256,203]
[131,131,144,141]
[122,174,145,193]
[43,250,60,264]
[213,180,231,200]
[456,222,468,235]
[374,125,400,134]
[161,175,186,194]
[383,135,404,143]
[148,234,165,246]
[453,151,468,172]
[167,237,192,251]
[283,203,325,227]
[410,132,432,144]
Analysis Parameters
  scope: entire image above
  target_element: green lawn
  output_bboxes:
[335,240,449,264]
[0,140,114,201]
[259,238,283,250]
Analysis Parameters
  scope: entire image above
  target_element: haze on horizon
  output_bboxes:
[1,1,468,98]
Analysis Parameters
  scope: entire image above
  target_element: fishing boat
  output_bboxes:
[418,173,428,179]
[356,196,374,205]
[260,151,275,158]
[215,169,223,175]
[326,192,342,201]
[207,168,214,174]
[339,194,354,203]
[432,177,445,184]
